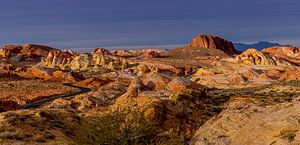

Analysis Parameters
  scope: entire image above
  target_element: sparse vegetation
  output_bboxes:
[0,109,184,145]
[279,129,297,142]
[69,110,164,145]
[206,81,300,106]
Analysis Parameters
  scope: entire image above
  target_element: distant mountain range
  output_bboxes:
[234,41,283,51]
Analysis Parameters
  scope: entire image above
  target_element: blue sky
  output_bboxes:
[0,0,299,51]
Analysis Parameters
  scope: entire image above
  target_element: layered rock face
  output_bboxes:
[0,44,57,61]
[188,34,240,55]
[236,48,292,66]
[262,46,300,58]
[191,96,300,145]
[262,46,300,65]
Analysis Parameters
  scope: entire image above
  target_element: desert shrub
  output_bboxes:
[279,129,297,142]
[67,110,179,145]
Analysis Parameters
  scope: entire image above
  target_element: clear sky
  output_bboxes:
[0,0,299,51]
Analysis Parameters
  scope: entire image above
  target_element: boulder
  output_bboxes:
[52,70,82,83]
[26,66,53,80]
[167,77,206,93]
[194,68,215,76]
[27,66,83,83]
[75,78,110,89]
[137,64,150,76]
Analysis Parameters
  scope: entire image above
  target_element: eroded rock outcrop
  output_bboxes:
[92,48,112,56]
[142,72,172,90]
[141,50,162,59]
[262,46,300,65]
[43,50,126,71]
[236,48,292,66]
[191,97,300,145]
[188,34,240,55]
[110,77,222,140]
[26,66,83,83]
[44,49,78,69]
[262,46,300,58]
[75,78,110,89]
[167,77,207,93]
[110,49,166,58]
[0,44,57,61]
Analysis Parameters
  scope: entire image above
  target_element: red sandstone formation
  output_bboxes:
[0,44,57,61]
[188,34,240,55]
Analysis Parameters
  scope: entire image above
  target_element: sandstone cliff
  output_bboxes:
[188,34,240,55]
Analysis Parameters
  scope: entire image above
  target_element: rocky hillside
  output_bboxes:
[0,44,57,61]
[1,34,300,145]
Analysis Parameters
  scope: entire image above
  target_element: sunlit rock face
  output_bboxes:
[236,48,292,66]
[188,34,240,55]
[262,46,300,65]
[0,44,57,61]
[43,48,126,71]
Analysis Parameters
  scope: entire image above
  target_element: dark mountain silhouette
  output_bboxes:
[234,41,283,51]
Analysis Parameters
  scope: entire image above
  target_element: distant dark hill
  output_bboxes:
[234,41,282,51]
